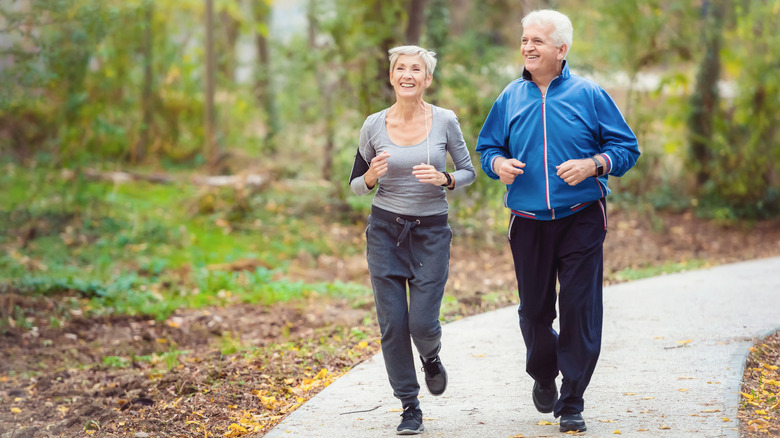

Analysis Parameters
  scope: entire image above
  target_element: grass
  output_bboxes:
[1,163,372,321]
[612,259,710,282]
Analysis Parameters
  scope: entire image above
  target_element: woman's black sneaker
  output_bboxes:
[397,404,424,435]
[420,355,448,395]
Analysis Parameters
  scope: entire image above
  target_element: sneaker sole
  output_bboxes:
[396,425,424,435]
[427,376,447,396]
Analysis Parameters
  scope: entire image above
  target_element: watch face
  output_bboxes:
[592,157,603,176]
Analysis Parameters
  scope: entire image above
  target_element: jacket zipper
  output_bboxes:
[541,91,554,219]
[541,75,563,220]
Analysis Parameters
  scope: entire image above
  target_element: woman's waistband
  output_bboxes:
[371,205,448,227]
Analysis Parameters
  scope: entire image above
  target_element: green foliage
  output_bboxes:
[697,0,780,219]
[578,1,698,74]
[0,0,267,165]
[612,259,709,282]
[1,164,371,320]
[218,332,241,356]
[103,355,130,369]
[1,0,778,221]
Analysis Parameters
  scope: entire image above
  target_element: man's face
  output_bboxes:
[521,23,567,78]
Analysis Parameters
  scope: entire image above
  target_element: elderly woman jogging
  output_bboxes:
[349,45,476,435]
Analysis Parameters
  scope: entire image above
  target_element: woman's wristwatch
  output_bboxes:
[441,172,452,187]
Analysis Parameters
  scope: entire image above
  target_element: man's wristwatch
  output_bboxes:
[441,172,452,187]
[591,156,604,177]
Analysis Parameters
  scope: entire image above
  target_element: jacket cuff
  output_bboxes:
[599,153,613,174]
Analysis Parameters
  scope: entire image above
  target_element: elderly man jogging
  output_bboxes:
[476,9,640,433]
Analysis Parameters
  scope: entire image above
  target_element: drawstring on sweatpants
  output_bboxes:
[396,217,423,267]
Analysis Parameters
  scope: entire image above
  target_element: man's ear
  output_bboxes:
[557,44,568,61]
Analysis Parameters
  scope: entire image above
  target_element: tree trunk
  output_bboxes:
[405,0,428,44]
[204,0,217,170]
[253,0,278,153]
[307,0,335,182]
[374,0,401,106]
[425,0,448,104]
[449,0,469,37]
[135,0,154,164]
[688,0,725,187]
[218,10,240,79]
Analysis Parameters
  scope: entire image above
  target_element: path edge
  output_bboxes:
[724,326,780,438]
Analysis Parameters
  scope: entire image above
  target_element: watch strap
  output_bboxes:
[441,172,452,187]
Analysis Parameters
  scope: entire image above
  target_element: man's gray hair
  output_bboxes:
[388,45,437,77]
[522,9,573,57]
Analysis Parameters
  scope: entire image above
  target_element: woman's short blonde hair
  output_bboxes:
[388,45,437,77]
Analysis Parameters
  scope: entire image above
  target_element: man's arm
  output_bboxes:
[475,94,511,181]
[593,89,640,177]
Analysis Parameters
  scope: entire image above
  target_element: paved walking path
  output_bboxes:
[266,257,780,437]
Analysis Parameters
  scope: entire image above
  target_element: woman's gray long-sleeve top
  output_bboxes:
[349,105,476,216]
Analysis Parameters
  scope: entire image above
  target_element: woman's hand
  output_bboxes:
[364,151,390,189]
[412,163,449,187]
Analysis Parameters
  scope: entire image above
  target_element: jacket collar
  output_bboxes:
[522,59,570,82]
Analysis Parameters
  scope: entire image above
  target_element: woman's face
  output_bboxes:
[390,54,431,100]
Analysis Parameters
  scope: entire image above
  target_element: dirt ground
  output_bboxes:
[1,209,779,437]
[739,330,780,437]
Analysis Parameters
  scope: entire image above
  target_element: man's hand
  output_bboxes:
[494,157,526,185]
[556,158,597,186]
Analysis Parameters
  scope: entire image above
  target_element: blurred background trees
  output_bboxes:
[1,0,778,220]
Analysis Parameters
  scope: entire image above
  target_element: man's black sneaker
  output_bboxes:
[559,412,587,432]
[532,380,558,413]
[420,355,448,396]
[397,404,424,435]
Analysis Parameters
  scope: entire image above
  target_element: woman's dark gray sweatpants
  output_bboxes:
[366,206,451,408]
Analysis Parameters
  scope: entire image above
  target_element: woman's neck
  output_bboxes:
[391,99,427,121]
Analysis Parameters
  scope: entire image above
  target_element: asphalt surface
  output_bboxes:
[266,257,780,437]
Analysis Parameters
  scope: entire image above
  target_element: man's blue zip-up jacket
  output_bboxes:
[476,61,640,220]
